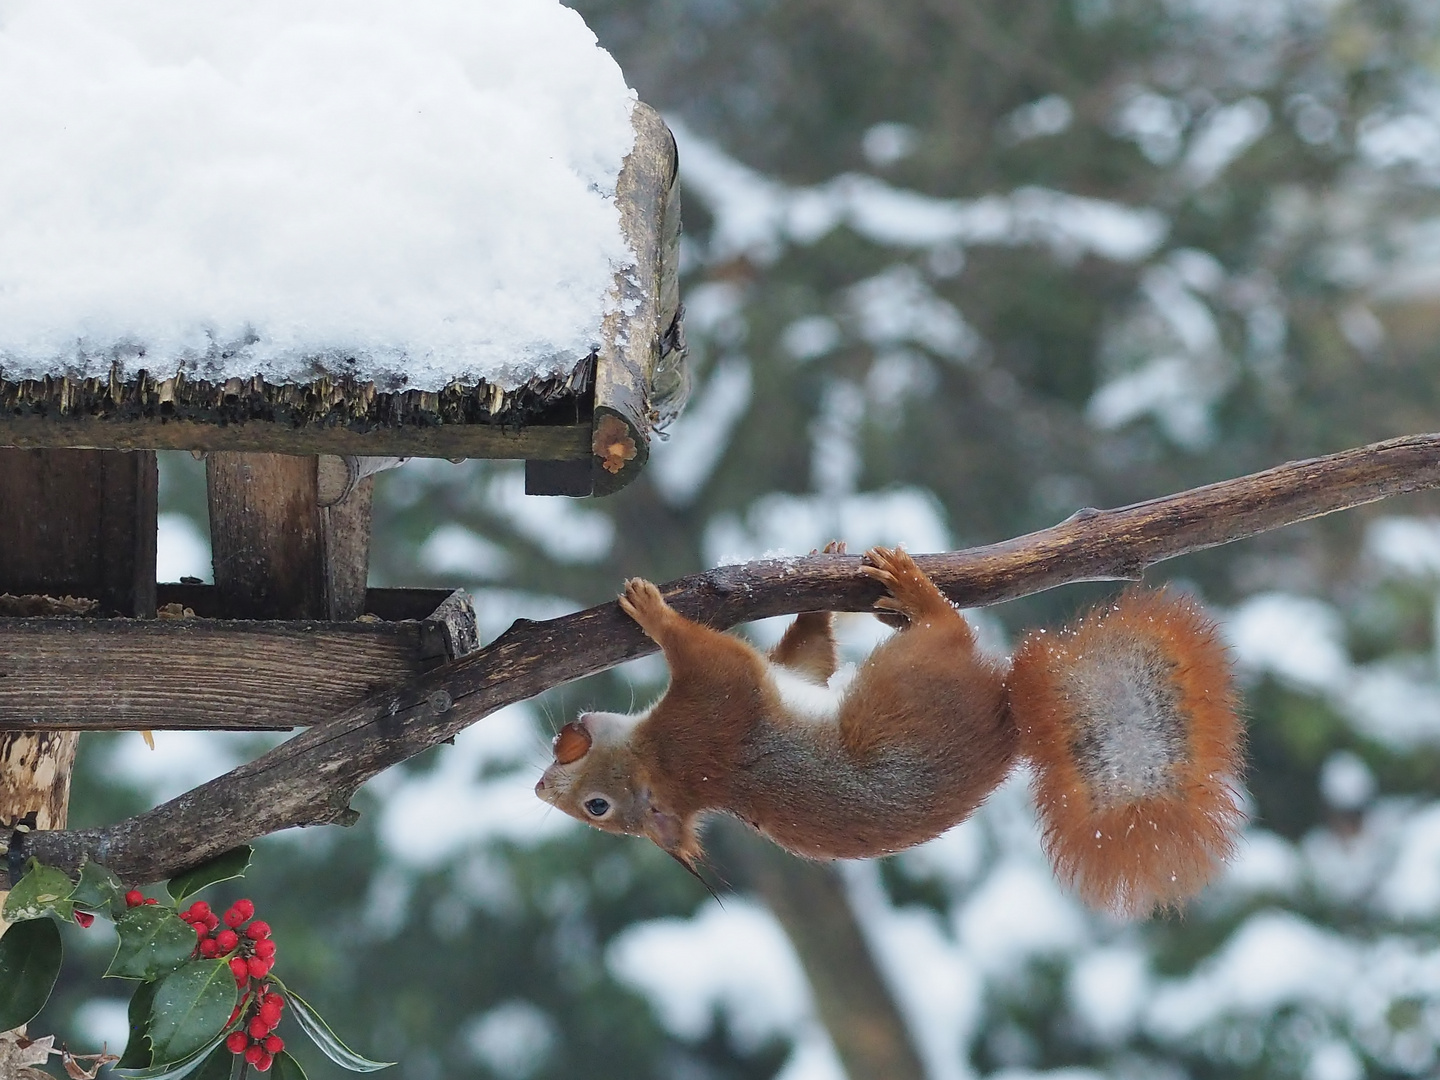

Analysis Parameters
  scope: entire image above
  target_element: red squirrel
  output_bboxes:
[535,545,1242,915]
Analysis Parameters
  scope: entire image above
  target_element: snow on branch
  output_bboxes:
[13,432,1440,885]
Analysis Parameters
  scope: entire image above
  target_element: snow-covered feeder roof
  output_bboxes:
[0,0,684,494]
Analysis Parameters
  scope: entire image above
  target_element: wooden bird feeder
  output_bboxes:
[0,103,685,743]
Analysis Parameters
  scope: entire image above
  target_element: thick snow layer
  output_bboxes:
[0,0,637,390]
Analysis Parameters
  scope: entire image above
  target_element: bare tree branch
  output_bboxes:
[12,431,1440,885]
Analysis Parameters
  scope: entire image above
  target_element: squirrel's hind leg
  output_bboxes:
[769,612,838,683]
[767,540,845,682]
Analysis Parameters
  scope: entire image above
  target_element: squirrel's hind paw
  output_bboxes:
[861,547,953,624]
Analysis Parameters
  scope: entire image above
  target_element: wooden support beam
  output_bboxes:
[207,452,326,620]
[206,452,374,621]
[0,592,480,732]
[0,448,157,616]
[0,413,591,460]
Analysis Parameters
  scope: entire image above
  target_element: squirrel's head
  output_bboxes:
[535,710,701,869]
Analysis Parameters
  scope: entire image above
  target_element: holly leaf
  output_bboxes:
[2,859,75,921]
[71,860,125,915]
[0,916,63,1030]
[113,1033,226,1080]
[271,1051,310,1080]
[190,1045,234,1080]
[147,960,237,1065]
[107,905,197,980]
[166,846,253,904]
[279,986,393,1072]
[117,978,159,1070]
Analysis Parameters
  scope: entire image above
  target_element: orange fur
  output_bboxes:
[1008,588,1243,916]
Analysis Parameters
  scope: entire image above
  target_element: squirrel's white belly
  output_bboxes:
[767,663,852,725]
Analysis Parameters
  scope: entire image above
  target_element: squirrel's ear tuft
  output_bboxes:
[552,721,592,764]
[1008,587,1245,917]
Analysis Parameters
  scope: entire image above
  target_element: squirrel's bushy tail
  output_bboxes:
[1008,588,1244,916]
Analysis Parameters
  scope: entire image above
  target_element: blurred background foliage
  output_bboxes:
[34,0,1440,1077]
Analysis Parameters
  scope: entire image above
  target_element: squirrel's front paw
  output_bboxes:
[619,578,673,637]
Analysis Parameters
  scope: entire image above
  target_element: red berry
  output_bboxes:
[142,898,158,905]
[215,929,240,953]
[232,898,256,920]
[203,912,220,931]
[124,890,144,907]
[245,920,272,940]
[200,938,220,958]
[248,956,273,979]
[244,1044,263,1065]
[226,1031,248,1054]
[229,957,250,980]
[73,910,95,928]
[249,1016,270,1039]
[255,1052,274,1072]
[259,1002,282,1028]
[194,922,208,939]
[186,901,211,919]
[263,993,284,1011]
[254,938,277,959]
[263,1035,284,1055]
[223,909,245,929]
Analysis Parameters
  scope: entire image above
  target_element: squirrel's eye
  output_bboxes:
[584,798,611,818]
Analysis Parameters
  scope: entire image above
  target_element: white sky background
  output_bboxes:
[0,0,637,390]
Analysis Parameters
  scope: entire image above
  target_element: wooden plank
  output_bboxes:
[321,474,374,621]
[207,453,328,619]
[0,448,157,616]
[590,104,682,495]
[423,590,481,659]
[0,413,591,459]
[0,617,447,731]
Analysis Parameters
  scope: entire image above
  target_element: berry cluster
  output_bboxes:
[180,899,285,1072]
[224,989,286,1072]
[124,889,159,907]
[179,898,276,980]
